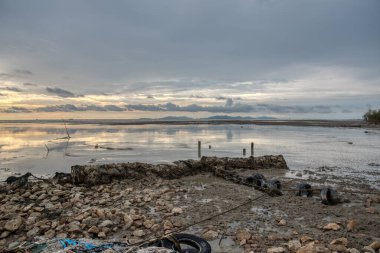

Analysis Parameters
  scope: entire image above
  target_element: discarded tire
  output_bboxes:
[181,249,199,253]
[268,179,282,190]
[296,183,313,197]
[53,172,72,184]
[246,173,267,188]
[320,187,340,205]
[6,172,32,188]
[163,233,211,253]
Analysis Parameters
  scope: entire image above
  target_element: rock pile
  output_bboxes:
[70,155,288,185]
[0,178,190,250]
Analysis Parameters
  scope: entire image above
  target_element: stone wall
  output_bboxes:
[70,155,288,185]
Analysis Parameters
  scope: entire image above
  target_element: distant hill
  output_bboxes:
[160,116,194,121]
[204,115,276,120]
[138,116,193,121]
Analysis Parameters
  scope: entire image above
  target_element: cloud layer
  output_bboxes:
[0,101,336,115]
[46,87,76,98]
[0,0,379,118]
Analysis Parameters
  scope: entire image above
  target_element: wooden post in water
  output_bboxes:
[251,142,254,157]
[198,141,201,158]
[243,148,246,156]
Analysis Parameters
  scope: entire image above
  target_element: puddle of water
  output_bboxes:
[209,237,241,253]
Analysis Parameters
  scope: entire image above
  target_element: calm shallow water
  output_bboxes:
[0,123,379,188]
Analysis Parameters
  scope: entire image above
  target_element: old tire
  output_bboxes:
[296,183,313,197]
[163,234,211,253]
[320,187,340,205]
[246,173,267,188]
[268,179,282,190]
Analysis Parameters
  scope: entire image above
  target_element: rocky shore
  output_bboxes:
[0,156,379,253]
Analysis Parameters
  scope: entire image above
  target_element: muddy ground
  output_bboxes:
[0,167,379,253]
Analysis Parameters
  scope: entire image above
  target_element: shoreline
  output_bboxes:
[0,119,378,129]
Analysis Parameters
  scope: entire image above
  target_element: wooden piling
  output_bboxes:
[251,142,254,157]
[198,141,201,158]
[243,148,246,156]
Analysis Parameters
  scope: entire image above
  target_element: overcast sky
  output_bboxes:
[0,0,379,119]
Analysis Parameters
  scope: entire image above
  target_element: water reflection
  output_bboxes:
[226,129,233,141]
[0,123,379,189]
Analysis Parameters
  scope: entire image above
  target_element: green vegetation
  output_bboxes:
[363,109,380,124]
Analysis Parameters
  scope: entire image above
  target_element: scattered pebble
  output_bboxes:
[323,223,340,231]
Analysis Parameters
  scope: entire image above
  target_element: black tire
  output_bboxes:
[252,173,266,181]
[181,249,199,253]
[246,173,267,188]
[268,179,282,190]
[163,233,211,253]
[296,183,313,197]
[320,187,340,205]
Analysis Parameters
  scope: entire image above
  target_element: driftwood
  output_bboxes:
[70,155,288,186]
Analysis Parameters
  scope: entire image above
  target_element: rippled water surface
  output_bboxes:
[1,123,379,188]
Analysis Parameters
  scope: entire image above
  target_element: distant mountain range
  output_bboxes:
[205,115,276,120]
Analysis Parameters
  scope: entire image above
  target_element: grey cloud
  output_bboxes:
[129,102,253,113]
[3,86,23,92]
[127,104,164,112]
[225,98,234,107]
[0,73,11,79]
[0,0,379,118]
[189,95,204,98]
[14,69,32,75]
[1,101,337,114]
[2,0,378,86]
[36,104,80,112]
[35,104,126,112]
[216,96,242,101]
[23,82,38,86]
[104,105,125,111]
[1,106,31,113]
[256,104,333,114]
[146,95,155,99]
[46,87,76,98]
[0,69,32,80]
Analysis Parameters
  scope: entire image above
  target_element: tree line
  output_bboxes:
[363,109,380,124]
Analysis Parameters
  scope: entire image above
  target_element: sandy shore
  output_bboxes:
[1,163,379,253]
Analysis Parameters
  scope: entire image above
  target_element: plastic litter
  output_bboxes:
[7,233,211,253]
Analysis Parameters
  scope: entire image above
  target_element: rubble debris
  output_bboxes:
[71,155,288,186]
